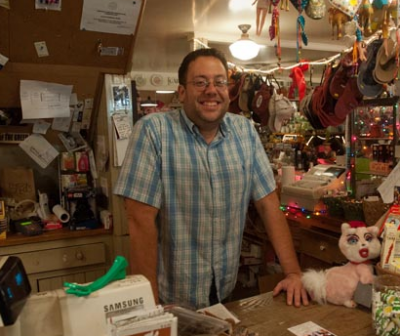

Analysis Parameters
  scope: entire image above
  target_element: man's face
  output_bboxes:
[178,56,230,130]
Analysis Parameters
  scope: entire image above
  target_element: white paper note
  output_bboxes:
[19,134,59,169]
[288,321,336,336]
[378,161,400,203]
[80,0,142,35]
[20,80,73,119]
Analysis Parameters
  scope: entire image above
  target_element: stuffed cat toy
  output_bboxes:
[302,221,381,308]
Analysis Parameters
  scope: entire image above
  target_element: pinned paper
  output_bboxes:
[112,113,132,140]
[0,53,9,70]
[34,41,49,58]
[19,134,59,169]
[0,0,10,9]
[80,0,142,35]
[33,120,51,134]
[35,0,61,10]
[20,80,73,119]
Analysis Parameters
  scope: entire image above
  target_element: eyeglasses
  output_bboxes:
[185,79,228,90]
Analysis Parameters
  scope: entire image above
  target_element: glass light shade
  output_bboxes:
[229,39,260,61]
[141,101,158,107]
[141,96,158,107]
[156,90,175,94]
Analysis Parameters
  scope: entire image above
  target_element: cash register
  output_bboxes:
[0,256,31,327]
[280,164,346,211]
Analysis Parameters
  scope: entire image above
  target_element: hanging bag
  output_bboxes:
[229,73,245,114]
[305,0,326,20]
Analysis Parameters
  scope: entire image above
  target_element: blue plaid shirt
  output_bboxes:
[114,110,275,308]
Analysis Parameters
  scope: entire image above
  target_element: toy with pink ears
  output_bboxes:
[302,221,381,308]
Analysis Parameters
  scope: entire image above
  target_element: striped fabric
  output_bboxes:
[114,109,276,308]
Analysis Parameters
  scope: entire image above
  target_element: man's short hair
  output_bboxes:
[178,48,229,85]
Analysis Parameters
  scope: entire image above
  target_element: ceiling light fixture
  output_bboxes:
[156,90,175,94]
[141,96,158,107]
[229,24,260,61]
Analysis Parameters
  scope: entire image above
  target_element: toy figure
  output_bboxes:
[253,0,270,36]
[358,0,374,35]
[302,221,381,308]
[280,0,289,11]
[328,7,352,39]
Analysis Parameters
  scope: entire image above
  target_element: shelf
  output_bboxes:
[0,227,112,247]
[357,137,393,141]
[360,96,400,107]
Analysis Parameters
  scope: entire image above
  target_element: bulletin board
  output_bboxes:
[0,0,145,107]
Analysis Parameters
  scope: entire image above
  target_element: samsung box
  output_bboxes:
[58,275,156,336]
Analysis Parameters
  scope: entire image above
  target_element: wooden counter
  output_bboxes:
[0,227,112,247]
[225,292,374,336]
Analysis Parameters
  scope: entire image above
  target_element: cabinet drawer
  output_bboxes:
[15,243,106,274]
[299,229,346,265]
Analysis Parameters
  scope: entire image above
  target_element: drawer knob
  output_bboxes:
[320,245,326,251]
[76,251,84,260]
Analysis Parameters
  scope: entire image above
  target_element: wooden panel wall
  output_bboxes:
[0,0,144,107]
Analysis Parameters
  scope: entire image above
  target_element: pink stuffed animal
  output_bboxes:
[302,221,381,308]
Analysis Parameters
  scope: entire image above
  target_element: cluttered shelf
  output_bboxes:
[0,227,112,247]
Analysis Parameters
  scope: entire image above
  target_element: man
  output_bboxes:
[114,48,309,309]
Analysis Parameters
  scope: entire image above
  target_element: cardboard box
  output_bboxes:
[0,167,36,202]
[58,275,156,336]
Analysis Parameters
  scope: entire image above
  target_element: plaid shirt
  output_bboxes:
[114,110,275,308]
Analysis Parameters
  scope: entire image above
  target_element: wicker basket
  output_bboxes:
[342,199,365,222]
[375,262,400,278]
[322,196,346,218]
[363,199,391,226]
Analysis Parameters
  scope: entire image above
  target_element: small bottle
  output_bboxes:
[78,151,89,172]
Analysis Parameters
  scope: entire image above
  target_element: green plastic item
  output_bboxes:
[63,255,128,297]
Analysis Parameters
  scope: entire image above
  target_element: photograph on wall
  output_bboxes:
[112,84,130,112]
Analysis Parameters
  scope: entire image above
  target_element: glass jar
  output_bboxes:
[372,274,400,335]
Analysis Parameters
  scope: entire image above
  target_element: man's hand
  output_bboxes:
[272,273,309,307]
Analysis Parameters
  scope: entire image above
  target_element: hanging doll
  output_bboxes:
[253,0,270,36]
[288,63,309,102]
[302,221,381,308]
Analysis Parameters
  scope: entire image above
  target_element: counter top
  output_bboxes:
[0,227,112,247]
[225,292,374,336]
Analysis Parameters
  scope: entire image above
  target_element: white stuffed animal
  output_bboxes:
[302,221,381,308]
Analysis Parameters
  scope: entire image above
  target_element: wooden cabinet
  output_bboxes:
[298,227,346,269]
[0,229,113,293]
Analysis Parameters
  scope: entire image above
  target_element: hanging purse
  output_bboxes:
[305,0,326,20]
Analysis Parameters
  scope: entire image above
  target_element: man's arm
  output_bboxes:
[254,190,309,307]
[125,198,159,302]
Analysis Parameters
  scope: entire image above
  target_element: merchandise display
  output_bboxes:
[1,1,400,335]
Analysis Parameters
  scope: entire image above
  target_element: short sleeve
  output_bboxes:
[113,118,162,208]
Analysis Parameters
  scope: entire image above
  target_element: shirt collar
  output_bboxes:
[179,109,229,138]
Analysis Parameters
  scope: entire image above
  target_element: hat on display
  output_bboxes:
[373,38,399,84]
[334,76,363,120]
[268,92,296,132]
[357,39,384,98]
[329,53,354,99]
